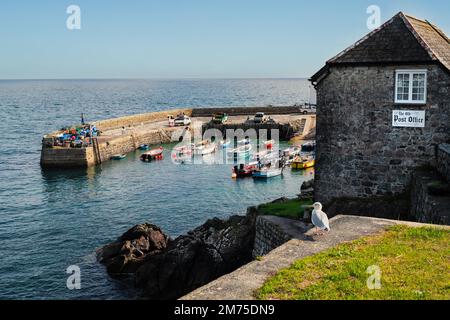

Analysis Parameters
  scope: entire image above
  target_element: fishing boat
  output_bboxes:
[291,156,315,169]
[173,144,192,156]
[252,165,283,179]
[198,143,216,156]
[232,162,257,178]
[111,154,126,160]
[139,144,149,150]
[193,140,216,156]
[140,146,164,162]
[227,144,252,158]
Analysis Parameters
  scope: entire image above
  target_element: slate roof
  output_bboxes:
[311,12,450,83]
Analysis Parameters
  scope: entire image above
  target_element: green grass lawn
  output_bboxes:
[258,198,313,220]
[256,225,450,300]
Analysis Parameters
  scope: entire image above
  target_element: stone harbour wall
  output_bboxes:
[252,216,292,258]
[94,108,192,131]
[41,147,96,168]
[315,64,450,205]
[96,127,185,163]
[437,144,450,183]
[191,106,310,117]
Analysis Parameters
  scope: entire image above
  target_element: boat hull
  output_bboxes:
[291,159,315,169]
[252,168,283,178]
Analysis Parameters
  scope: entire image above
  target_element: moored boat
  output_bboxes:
[291,156,315,169]
[252,166,283,179]
[173,144,192,156]
[227,144,252,158]
[140,146,164,162]
[193,140,216,156]
[139,144,149,150]
[111,154,126,160]
[232,162,257,178]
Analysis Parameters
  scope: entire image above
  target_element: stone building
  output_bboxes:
[310,12,450,205]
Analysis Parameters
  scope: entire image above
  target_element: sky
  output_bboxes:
[0,0,449,79]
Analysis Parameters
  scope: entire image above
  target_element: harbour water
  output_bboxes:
[0,79,313,299]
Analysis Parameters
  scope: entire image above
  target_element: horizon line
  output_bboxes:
[0,76,310,81]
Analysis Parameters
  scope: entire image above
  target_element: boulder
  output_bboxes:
[96,223,170,275]
[97,208,257,299]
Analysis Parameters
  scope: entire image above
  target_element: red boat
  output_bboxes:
[140,146,164,162]
[232,163,257,178]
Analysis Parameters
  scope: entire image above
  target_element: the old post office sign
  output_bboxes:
[392,110,425,128]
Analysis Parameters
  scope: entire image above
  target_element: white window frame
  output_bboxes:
[395,70,427,104]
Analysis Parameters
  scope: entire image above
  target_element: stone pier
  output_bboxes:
[41,106,315,168]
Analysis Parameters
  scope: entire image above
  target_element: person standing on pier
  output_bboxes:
[81,113,85,125]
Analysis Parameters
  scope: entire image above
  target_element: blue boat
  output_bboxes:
[252,166,283,179]
[139,144,149,150]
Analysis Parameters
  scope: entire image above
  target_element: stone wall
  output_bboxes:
[94,108,192,131]
[410,169,450,225]
[95,127,185,164]
[191,106,309,117]
[314,64,450,205]
[41,147,95,168]
[437,144,450,183]
[42,127,185,167]
[252,216,292,258]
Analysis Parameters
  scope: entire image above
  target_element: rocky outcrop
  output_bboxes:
[97,209,257,300]
[96,223,170,275]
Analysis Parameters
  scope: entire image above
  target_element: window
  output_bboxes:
[395,70,427,104]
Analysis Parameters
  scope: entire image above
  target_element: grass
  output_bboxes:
[258,198,313,220]
[256,225,450,300]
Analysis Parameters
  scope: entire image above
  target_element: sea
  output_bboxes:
[0,78,314,299]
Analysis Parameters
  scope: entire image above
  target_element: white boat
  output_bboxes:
[227,144,252,158]
[237,137,251,145]
[193,140,216,156]
[252,166,283,179]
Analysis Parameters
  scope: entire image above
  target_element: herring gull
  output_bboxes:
[311,202,330,235]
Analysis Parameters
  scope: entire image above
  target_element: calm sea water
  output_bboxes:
[0,79,314,299]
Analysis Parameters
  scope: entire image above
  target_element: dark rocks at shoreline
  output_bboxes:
[96,223,170,275]
[299,179,314,200]
[97,208,257,300]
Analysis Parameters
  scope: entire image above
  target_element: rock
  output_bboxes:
[271,197,289,204]
[96,223,170,275]
[97,208,257,300]
[301,179,314,190]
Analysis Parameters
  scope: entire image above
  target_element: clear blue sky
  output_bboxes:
[0,0,448,79]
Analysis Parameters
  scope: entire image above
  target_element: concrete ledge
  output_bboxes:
[180,215,448,300]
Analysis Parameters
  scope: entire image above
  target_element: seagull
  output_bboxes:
[311,202,330,235]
